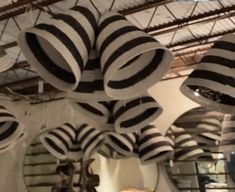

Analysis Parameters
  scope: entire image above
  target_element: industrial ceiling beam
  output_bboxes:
[167,28,235,48]
[0,0,64,21]
[145,5,235,36]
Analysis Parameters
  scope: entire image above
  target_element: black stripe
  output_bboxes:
[109,135,130,151]
[139,141,170,157]
[84,132,103,152]
[76,124,88,137]
[53,14,91,51]
[103,36,157,74]
[174,146,202,159]
[79,128,96,143]
[98,15,125,34]
[64,123,75,131]
[36,24,84,72]
[145,150,170,161]
[221,139,235,145]
[139,133,162,145]
[223,127,235,134]
[108,49,164,89]
[48,132,69,150]
[77,103,103,116]
[71,6,97,36]
[175,137,195,147]
[114,96,155,119]
[0,121,18,142]
[175,120,221,130]
[45,138,65,155]
[0,112,15,118]
[201,55,235,69]
[120,108,157,128]
[75,80,104,93]
[122,134,135,146]
[0,106,6,110]
[26,33,75,83]
[141,125,156,133]
[99,26,140,56]
[84,58,100,70]
[56,127,74,143]
[212,40,235,52]
[190,70,235,88]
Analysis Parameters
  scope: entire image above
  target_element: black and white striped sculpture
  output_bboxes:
[70,101,110,126]
[113,94,162,133]
[0,46,14,72]
[180,33,235,113]
[76,124,105,157]
[220,114,235,153]
[173,126,204,160]
[18,4,99,91]
[96,12,173,100]
[138,125,173,165]
[66,50,112,101]
[40,123,77,159]
[174,107,222,142]
[105,131,137,158]
[0,106,25,149]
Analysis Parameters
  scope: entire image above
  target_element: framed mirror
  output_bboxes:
[164,107,235,192]
[23,135,83,192]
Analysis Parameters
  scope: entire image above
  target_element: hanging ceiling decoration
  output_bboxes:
[18,3,99,91]
[180,33,235,114]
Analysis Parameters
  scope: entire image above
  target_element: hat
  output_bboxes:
[0,46,14,72]
[76,123,105,158]
[0,105,25,148]
[40,123,77,159]
[173,126,204,160]
[180,33,235,113]
[70,101,110,126]
[66,50,112,101]
[113,93,162,133]
[138,125,173,165]
[18,4,99,91]
[96,12,173,99]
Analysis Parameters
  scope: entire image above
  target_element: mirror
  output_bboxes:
[23,135,84,192]
[164,107,235,192]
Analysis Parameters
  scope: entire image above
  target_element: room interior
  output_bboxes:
[0,0,235,192]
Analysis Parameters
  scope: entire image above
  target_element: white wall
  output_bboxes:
[0,77,199,192]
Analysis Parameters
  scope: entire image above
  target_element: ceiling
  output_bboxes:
[0,0,234,101]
